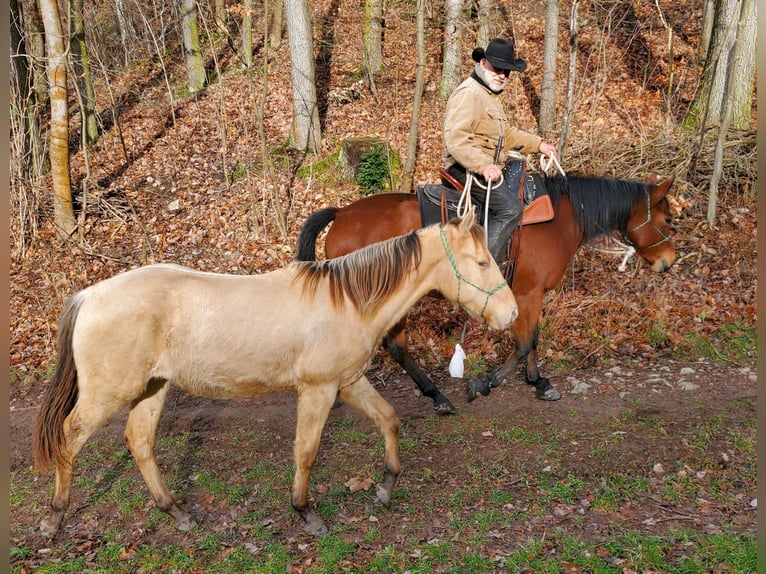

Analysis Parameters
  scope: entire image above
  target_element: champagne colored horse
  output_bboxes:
[296,174,677,412]
[33,212,517,538]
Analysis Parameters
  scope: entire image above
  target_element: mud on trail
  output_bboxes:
[10,352,756,570]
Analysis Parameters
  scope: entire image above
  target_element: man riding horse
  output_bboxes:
[442,38,559,265]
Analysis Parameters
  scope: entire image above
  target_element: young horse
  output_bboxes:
[296,174,677,412]
[33,211,517,538]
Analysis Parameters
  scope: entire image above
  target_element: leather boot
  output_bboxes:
[486,213,520,263]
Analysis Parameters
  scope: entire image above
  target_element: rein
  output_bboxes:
[439,226,507,316]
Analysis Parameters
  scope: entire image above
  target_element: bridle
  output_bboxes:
[439,226,507,317]
[624,190,673,251]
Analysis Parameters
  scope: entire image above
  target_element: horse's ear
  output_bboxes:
[651,177,674,202]
[460,207,477,232]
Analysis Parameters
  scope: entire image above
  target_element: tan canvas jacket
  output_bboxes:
[442,76,542,174]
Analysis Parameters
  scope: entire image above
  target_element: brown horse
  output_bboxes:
[296,173,677,413]
[33,211,517,538]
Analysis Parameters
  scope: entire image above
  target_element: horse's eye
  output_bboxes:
[479,260,490,269]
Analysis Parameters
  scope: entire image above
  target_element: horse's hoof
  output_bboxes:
[175,516,197,532]
[535,379,561,401]
[40,513,64,539]
[303,514,329,536]
[466,379,491,403]
[433,395,456,415]
[376,484,392,506]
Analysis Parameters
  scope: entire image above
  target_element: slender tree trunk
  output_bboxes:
[539,0,558,137]
[241,0,253,67]
[684,0,738,130]
[11,0,31,177]
[181,0,207,93]
[557,0,578,158]
[700,0,715,59]
[475,0,490,48]
[364,0,383,76]
[22,0,47,105]
[70,0,99,144]
[114,0,134,66]
[440,0,463,99]
[269,0,283,49]
[707,0,754,223]
[215,0,226,32]
[401,0,425,193]
[285,0,321,151]
[39,0,76,239]
[728,0,755,129]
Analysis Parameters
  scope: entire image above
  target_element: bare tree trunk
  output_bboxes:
[114,0,135,66]
[700,0,715,59]
[22,0,47,105]
[440,0,463,99]
[241,0,253,67]
[269,0,283,49]
[39,0,76,239]
[401,0,425,193]
[557,0,578,158]
[539,0,558,137]
[684,0,738,130]
[707,0,754,224]
[181,0,207,93]
[215,0,226,31]
[285,0,321,151]
[364,0,383,76]
[475,0,490,48]
[70,0,99,145]
[728,0,755,129]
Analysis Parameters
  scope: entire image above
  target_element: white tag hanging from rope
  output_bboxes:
[449,343,466,378]
[449,321,469,378]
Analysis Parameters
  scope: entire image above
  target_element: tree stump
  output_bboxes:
[338,137,389,180]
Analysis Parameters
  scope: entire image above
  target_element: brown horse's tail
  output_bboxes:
[295,208,338,261]
[33,292,86,472]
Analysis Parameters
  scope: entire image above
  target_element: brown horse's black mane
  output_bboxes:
[544,174,653,243]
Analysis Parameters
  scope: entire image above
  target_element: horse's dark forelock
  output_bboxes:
[545,174,652,243]
[295,230,423,316]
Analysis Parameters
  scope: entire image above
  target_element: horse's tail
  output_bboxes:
[295,207,338,261]
[33,291,86,472]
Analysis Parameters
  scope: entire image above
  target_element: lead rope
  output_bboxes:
[440,225,507,378]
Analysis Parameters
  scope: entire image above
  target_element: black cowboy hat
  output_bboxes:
[472,38,527,72]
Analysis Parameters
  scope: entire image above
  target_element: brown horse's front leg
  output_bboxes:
[522,325,561,401]
[383,319,455,415]
[291,386,337,536]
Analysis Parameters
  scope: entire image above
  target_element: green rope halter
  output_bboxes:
[439,226,508,317]
[625,190,673,250]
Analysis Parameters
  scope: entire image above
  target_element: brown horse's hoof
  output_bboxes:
[433,395,456,415]
[466,378,491,403]
[535,379,561,401]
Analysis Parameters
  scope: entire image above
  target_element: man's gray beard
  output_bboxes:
[475,63,506,93]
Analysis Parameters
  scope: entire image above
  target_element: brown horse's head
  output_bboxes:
[625,176,677,272]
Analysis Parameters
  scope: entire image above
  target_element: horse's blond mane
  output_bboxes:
[295,229,423,316]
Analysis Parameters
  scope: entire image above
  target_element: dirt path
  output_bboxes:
[11,354,756,571]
